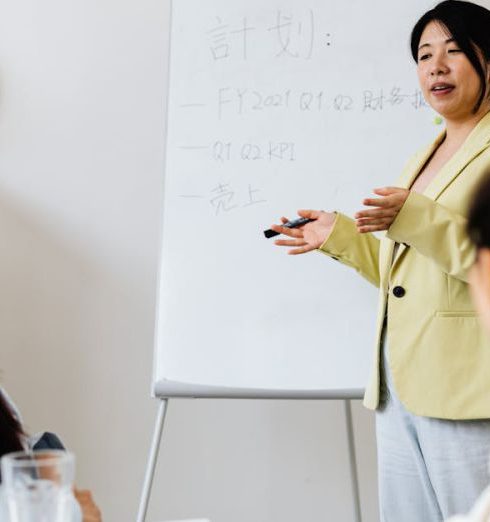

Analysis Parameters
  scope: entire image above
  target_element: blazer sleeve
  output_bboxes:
[387,191,475,282]
[317,212,381,288]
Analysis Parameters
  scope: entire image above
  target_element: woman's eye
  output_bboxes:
[448,48,462,53]
[418,54,430,61]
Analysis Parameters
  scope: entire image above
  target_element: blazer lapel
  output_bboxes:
[379,237,395,291]
[424,112,490,200]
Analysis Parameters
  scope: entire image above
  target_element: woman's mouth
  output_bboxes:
[430,83,455,96]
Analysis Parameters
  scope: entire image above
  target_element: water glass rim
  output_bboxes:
[1,450,74,468]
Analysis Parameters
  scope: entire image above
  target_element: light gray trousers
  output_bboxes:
[376,331,490,522]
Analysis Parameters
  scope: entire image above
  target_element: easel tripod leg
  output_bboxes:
[344,399,362,522]
[136,398,169,522]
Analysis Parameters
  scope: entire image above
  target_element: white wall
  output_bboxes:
[0,1,385,520]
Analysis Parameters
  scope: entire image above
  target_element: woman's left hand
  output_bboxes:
[355,187,410,233]
[74,489,102,522]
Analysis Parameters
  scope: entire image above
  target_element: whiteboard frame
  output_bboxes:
[154,378,363,399]
[150,0,397,401]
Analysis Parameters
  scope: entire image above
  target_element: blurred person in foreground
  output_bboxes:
[448,174,490,522]
[0,387,102,521]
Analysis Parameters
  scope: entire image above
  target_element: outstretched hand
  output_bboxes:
[355,187,410,233]
[270,209,336,255]
[74,489,102,522]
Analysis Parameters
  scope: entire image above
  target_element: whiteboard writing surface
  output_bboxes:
[153,0,436,397]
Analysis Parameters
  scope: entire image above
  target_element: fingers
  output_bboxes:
[363,187,407,208]
[74,488,93,498]
[356,215,394,232]
[356,219,393,230]
[357,223,391,233]
[274,236,315,255]
[355,208,397,219]
[288,244,317,255]
[373,186,402,196]
[357,215,394,228]
[74,489,102,522]
[274,238,308,247]
[362,196,395,208]
[271,211,318,234]
[297,209,321,220]
[270,224,304,238]
[270,216,300,238]
[270,210,322,254]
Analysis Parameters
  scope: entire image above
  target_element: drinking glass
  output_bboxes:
[1,450,75,522]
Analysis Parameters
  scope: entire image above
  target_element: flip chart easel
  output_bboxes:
[138,0,435,519]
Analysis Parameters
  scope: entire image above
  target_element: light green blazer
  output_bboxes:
[319,111,490,420]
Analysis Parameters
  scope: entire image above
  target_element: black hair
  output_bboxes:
[410,0,490,113]
[467,173,490,250]
[0,391,24,461]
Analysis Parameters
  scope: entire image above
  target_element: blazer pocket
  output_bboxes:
[435,311,478,318]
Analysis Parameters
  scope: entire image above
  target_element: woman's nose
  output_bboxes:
[430,53,449,76]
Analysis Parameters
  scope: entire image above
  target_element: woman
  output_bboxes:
[271,1,490,520]
[0,388,102,521]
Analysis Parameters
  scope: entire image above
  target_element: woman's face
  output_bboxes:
[416,21,488,122]
[469,249,490,334]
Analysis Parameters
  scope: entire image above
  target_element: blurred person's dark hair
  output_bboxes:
[467,173,490,250]
[0,391,24,466]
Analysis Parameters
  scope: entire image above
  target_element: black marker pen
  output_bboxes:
[264,217,314,239]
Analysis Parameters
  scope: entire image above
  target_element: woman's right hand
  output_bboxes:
[270,210,336,255]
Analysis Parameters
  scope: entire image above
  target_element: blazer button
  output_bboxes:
[393,286,406,298]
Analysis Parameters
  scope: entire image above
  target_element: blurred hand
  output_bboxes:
[74,489,102,522]
[270,209,336,255]
[355,187,410,233]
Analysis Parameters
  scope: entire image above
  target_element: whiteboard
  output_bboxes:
[153,0,437,398]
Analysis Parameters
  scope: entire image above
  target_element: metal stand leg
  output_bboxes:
[344,399,362,522]
[136,399,169,522]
